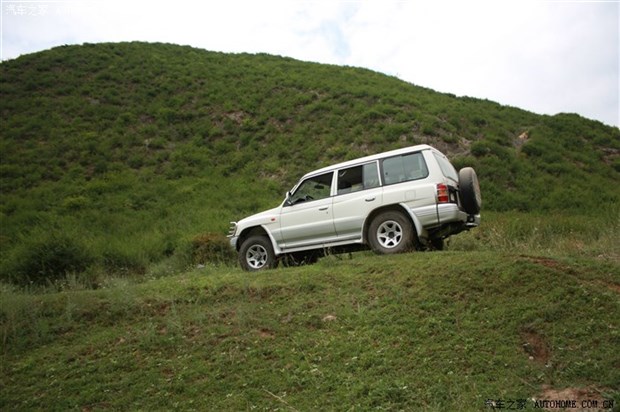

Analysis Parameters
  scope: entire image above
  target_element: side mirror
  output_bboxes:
[284,191,292,206]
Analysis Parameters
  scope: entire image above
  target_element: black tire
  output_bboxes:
[458,167,482,215]
[368,210,414,254]
[238,235,277,271]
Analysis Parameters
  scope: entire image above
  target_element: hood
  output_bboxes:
[237,206,281,228]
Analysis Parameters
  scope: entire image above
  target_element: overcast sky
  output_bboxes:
[2,0,619,127]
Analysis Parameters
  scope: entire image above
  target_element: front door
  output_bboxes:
[279,172,337,249]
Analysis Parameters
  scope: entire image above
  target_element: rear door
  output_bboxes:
[332,161,383,241]
[381,150,434,208]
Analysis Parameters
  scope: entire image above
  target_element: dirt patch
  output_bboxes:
[602,282,620,295]
[535,385,613,411]
[521,255,563,269]
[520,328,551,365]
[257,328,275,339]
[520,255,619,295]
[520,255,580,276]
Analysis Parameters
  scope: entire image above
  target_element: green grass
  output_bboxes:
[1,42,619,285]
[1,43,619,409]
[1,213,619,410]
[449,210,620,260]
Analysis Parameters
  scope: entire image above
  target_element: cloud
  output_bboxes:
[341,0,619,126]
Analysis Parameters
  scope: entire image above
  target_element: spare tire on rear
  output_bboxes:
[458,167,482,215]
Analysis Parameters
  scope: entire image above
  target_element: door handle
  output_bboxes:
[365,197,376,202]
[318,206,329,211]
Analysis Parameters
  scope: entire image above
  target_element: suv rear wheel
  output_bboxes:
[368,210,414,254]
[239,235,277,271]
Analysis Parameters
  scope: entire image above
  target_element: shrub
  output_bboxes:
[3,230,94,285]
[188,233,236,266]
[61,195,90,211]
[470,140,509,158]
[450,156,477,171]
[100,247,147,275]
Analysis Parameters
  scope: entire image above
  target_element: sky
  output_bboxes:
[1,0,619,127]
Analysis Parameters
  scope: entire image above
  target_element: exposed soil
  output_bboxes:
[536,385,613,412]
[520,328,551,365]
[520,255,573,273]
[520,255,620,295]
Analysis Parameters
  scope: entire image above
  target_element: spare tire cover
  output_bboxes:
[458,167,482,214]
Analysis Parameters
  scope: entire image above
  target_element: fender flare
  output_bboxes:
[238,225,283,255]
[265,226,283,255]
[363,204,426,244]
[397,203,425,240]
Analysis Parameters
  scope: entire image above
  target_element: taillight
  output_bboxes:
[437,184,449,203]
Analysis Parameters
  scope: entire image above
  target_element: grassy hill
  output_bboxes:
[1,42,619,410]
[2,251,619,410]
[1,42,618,284]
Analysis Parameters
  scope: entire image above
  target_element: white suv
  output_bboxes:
[229,144,481,271]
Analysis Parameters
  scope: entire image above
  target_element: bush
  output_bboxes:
[188,233,236,266]
[2,230,94,285]
[100,247,147,275]
[450,156,477,171]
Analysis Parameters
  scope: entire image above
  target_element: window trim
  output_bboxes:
[334,160,381,197]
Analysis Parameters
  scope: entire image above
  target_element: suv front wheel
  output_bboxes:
[238,235,277,271]
[368,210,414,254]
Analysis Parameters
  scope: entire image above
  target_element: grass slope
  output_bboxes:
[2,250,619,410]
[1,212,619,410]
[1,42,619,283]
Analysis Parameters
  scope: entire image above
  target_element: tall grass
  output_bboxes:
[448,210,620,260]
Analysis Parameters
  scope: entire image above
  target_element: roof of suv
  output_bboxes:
[300,144,436,179]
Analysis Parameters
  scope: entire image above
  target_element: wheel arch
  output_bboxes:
[362,204,424,245]
[236,225,281,255]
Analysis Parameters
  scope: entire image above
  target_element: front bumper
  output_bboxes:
[228,222,238,250]
[229,236,238,250]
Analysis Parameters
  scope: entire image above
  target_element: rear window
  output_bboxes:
[382,152,428,185]
[433,152,458,182]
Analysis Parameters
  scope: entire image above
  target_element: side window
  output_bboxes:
[290,172,333,204]
[337,162,380,195]
[382,152,428,185]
